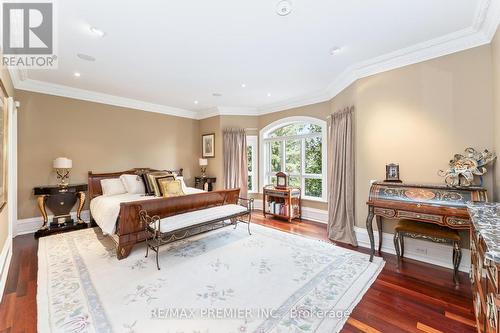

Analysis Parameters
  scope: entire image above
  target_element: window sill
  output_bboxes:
[302,196,327,203]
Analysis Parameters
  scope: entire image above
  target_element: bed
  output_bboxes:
[88,168,240,259]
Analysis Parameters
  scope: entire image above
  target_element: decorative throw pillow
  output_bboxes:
[119,174,146,194]
[146,171,175,196]
[157,178,184,197]
[100,178,127,196]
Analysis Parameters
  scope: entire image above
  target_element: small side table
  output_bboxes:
[34,183,88,238]
[263,185,302,222]
[194,177,216,192]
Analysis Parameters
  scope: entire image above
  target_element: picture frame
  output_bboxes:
[202,133,215,158]
[385,163,402,183]
[275,172,288,189]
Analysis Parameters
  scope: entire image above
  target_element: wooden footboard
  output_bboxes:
[115,188,240,259]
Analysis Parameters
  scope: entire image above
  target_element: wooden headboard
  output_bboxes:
[88,168,183,200]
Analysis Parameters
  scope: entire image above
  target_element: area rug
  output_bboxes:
[37,223,384,333]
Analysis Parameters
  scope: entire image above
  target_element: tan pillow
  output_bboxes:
[146,172,174,196]
[158,179,185,197]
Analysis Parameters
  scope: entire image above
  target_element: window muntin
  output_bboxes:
[247,136,258,193]
[262,118,326,201]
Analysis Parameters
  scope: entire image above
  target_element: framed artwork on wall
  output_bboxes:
[202,133,215,158]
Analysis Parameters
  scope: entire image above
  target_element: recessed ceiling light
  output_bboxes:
[330,46,342,55]
[90,26,105,37]
[267,93,272,97]
[77,53,96,62]
[241,83,246,88]
[194,100,199,104]
[74,72,81,77]
[276,0,292,16]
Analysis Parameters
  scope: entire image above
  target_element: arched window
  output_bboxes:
[260,116,327,201]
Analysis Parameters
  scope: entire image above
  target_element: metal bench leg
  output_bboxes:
[453,241,461,284]
[247,212,252,235]
[394,232,401,268]
[400,234,405,258]
[156,245,160,270]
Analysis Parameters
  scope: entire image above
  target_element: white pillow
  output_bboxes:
[120,174,146,194]
[176,176,188,192]
[100,178,127,196]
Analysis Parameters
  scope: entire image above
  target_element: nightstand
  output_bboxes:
[34,183,88,238]
[194,177,216,192]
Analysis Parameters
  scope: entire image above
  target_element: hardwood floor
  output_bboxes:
[0,212,476,333]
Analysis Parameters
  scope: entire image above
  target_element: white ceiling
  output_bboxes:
[12,0,500,119]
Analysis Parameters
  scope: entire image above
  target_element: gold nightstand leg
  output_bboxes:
[76,191,86,223]
[37,195,48,230]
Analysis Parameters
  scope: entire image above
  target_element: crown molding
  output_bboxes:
[10,69,199,119]
[9,0,500,120]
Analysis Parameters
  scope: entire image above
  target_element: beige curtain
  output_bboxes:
[223,128,248,198]
[327,106,357,246]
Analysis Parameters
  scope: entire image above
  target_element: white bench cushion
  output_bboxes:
[153,204,248,233]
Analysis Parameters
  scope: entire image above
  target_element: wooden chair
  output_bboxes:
[393,219,462,284]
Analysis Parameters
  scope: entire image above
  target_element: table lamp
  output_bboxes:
[53,157,72,187]
[199,158,208,178]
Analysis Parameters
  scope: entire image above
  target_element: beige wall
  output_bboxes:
[17,90,200,219]
[493,26,500,201]
[354,46,493,245]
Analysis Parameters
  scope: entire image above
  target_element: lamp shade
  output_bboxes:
[53,157,72,169]
[199,158,208,166]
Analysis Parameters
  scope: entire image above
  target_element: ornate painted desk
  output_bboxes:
[366,182,487,262]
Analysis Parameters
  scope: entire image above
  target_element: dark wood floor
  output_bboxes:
[0,212,476,333]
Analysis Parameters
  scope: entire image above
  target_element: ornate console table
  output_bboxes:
[34,183,88,238]
[366,182,487,262]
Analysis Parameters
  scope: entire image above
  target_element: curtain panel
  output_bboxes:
[327,106,358,246]
[223,128,248,198]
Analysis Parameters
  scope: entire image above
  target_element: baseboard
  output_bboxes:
[253,200,470,272]
[15,210,90,237]
[0,236,12,303]
[253,199,329,224]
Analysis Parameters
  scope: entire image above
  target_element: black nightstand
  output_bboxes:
[34,183,88,238]
[194,177,216,192]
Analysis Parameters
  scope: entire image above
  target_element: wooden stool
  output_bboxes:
[393,219,462,284]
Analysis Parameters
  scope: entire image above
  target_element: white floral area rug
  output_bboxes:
[37,223,384,333]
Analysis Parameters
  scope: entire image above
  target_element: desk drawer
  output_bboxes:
[396,210,443,224]
[374,207,396,218]
[445,217,471,227]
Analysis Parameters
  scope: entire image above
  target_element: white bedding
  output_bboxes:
[90,187,205,235]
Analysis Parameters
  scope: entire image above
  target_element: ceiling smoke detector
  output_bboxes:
[276,0,292,16]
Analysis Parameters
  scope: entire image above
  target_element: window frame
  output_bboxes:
[259,116,327,202]
[246,135,258,194]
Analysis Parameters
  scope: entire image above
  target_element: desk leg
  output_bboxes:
[76,191,86,224]
[366,206,375,262]
[37,195,48,230]
[376,215,383,254]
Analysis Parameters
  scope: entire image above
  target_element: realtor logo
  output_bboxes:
[2,1,57,68]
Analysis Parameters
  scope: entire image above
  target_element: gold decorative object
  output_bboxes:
[199,158,208,177]
[438,148,496,187]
